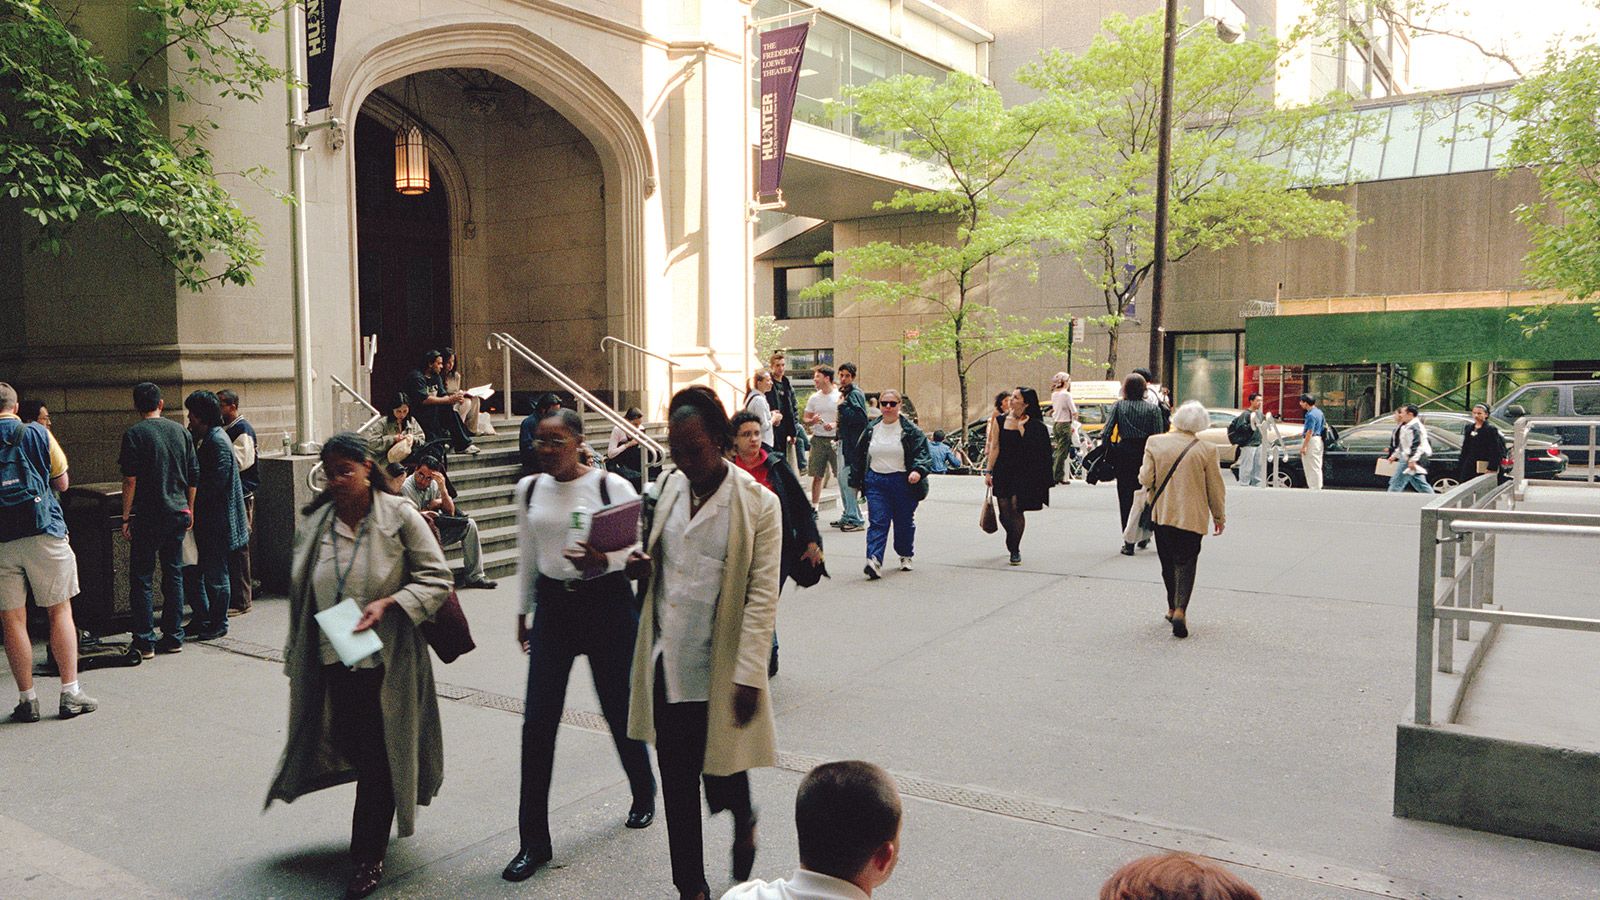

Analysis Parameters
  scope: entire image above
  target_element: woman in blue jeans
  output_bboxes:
[848,390,933,579]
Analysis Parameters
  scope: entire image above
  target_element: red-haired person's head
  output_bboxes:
[1099,852,1262,900]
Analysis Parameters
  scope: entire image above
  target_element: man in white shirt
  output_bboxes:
[723,761,902,900]
[401,457,498,589]
[1386,404,1435,494]
[802,366,840,507]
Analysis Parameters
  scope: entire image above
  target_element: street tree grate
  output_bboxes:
[199,639,1436,898]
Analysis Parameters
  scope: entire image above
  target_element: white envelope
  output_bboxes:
[314,598,383,667]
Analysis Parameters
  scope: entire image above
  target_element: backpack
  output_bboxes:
[1226,411,1255,447]
[0,422,53,542]
[1322,421,1338,445]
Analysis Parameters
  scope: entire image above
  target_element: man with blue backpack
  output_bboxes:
[0,382,97,722]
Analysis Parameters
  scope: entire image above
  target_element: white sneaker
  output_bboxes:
[898,556,914,571]
[464,444,481,455]
[863,558,882,580]
[59,690,98,718]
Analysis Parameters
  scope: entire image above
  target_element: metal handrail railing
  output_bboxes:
[330,373,383,434]
[490,332,666,492]
[602,335,679,419]
[1510,416,1600,500]
[1412,474,1600,727]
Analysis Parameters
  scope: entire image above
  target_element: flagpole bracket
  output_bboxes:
[297,117,346,151]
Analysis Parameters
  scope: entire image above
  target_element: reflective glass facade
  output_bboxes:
[1285,88,1519,188]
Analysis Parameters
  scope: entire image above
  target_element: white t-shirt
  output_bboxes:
[517,469,639,613]
[804,388,839,438]
[868,423,905,474]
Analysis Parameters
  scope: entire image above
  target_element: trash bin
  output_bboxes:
[61,483,136,637]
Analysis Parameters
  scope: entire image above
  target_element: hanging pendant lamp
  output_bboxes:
[394,76,430,195]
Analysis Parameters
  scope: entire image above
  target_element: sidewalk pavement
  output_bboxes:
[3,474,1597,898]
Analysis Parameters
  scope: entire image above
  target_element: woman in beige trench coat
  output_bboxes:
[626,388,782,900]
[1138,401,1226,639]
[266,433,452,899]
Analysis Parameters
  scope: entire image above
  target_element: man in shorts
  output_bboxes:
[803,365,841,509]
[0,382,97,722]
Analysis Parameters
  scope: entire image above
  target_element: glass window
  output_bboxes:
[1413,100,1457,177]
[1172,333,1239,411]
[1449,94,1493,172]
[775,265,834,319]
[849,32,898,144]
[1487,90,1523,168]
[1510,385,1562,417]
[795,19,847,132]
[751,0,790,18]
[1379,102,1420,180]
[1571,385,1600,416]
[1348,107,1391,182]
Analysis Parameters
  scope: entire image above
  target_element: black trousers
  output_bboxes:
[325,664,396,864]
[422,404,472,452]
[1153,524,1203,611]
[653,662,752,897]
[518,574,656,852]
[1115,466,1142,531]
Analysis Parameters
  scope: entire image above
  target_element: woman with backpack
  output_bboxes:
[502,408,657,883]
[1102,372,1170,555]
[1139,401,1227,638]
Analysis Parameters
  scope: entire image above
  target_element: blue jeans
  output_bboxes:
[1388,466,1435,493]
[837,456,864,526]
[189,542,231,635]
[864,470,918,563]
[129,510,189,647]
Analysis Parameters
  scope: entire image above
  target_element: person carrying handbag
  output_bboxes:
[1103,372,1169,555]
[267,433,453,900]
[1138,401,1227,639]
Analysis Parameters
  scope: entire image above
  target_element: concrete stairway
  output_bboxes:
[440,414,665,581]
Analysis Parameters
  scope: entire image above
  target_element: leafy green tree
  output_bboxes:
[1020,12,1361,376]
[802,72,1086,441]
[1502,41,1600,310]
[1,0,285,290]
[754,314,789,362]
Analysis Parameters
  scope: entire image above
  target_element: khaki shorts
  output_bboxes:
[806,435,838,478]
[0,534,80,611]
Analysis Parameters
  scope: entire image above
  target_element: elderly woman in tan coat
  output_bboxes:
[1139,400,1226,639]
[266,433,452,899]
[626,388,782,900]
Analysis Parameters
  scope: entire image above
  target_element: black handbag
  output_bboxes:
[1083,443,1115,484]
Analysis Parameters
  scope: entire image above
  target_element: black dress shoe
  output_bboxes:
[731,811,759,882]
[502,847,552,882]
[625,808,654,829]
[344,861,383,899]
[464,578,499,590]
[1137,538,1150,549]
[1120,543,1136,556]
[1172,616,1188,638]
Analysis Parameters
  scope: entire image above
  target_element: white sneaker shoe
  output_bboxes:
[863,558,882,580]
[464,444,481,455]
[59,690,98,719]
[898,556,914,571]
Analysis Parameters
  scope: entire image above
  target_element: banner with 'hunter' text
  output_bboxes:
[758,23,809,199]
[305,0,342,112]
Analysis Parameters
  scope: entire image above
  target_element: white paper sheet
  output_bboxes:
[465,383,494,400]
[313,598,384,667]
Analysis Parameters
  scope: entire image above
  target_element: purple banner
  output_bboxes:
[758,23,809,199]
[305,0,342,112]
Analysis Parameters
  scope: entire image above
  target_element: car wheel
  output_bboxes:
[1431,476,1460,491]
[1269,471,1295,489]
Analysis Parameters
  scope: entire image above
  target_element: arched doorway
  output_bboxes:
[354,111,451,402]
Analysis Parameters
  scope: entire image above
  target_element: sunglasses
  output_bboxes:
[879,401,899,408]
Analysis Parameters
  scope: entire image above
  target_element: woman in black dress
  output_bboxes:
[1102,372,1169,556]
[988,387,1054,566]
[1457,403,1507,482]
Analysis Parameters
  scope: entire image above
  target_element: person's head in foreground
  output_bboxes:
[727,761,902,898]
[1099,852,1261,900]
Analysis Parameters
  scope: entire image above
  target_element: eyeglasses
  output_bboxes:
[531,437,574,449]
[879,401,899,408]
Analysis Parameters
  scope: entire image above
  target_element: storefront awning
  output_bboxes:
[1244,305,1598,366]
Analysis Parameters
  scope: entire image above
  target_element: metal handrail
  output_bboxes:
[330,373,383,434]
[602,335,679,419]
[1412,474,1600,726]
[490,332,666,492]
[1510,416,1600,499]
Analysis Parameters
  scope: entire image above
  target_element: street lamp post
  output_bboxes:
[1148,0,1179,387]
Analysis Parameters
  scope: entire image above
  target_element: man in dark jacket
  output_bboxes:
[405,350,477,455]
[217,389,258,615]
[834,362,869,531]
[183,390,249,640]
[765,352,799,469]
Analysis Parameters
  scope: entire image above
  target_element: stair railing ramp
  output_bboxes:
[489,332,666,493]
[601,335,748,413]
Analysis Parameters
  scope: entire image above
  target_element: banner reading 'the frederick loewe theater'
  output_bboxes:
[305,0,342,113]
[758,23,809,200]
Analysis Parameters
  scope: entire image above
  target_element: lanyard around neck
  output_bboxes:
[329,513,371,601]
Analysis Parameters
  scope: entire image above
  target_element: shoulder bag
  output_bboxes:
[418,509,476,664]
[979,486,999,534]
[1136,438,1200,534]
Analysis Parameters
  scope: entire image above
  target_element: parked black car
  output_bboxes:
[1273,421,1568,490]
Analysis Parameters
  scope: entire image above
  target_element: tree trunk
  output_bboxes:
[1104,323,1120,378]
[954,339,970,454]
